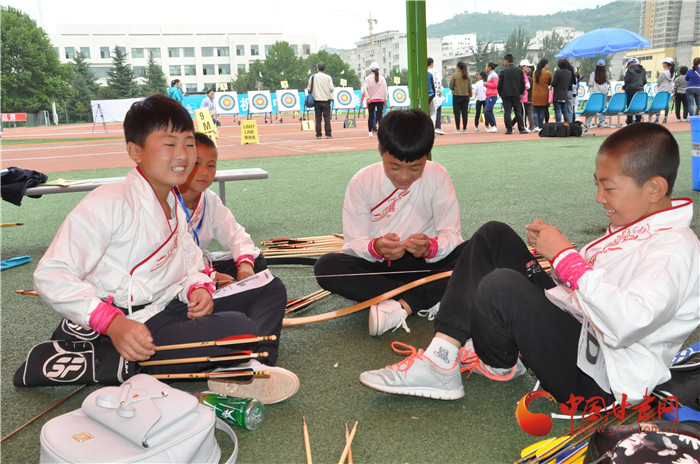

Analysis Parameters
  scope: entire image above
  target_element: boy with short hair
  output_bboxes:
[31,95,298,403]
[360,123,699,406]
[314,109,465,336]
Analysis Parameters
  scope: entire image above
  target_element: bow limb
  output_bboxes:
[282,270,453,327]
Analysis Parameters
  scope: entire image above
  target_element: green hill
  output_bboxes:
[427,1,642,42]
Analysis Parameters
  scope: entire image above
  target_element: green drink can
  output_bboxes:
[195,391,264,431]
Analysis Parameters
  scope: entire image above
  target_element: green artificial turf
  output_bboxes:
[1,132,698,463]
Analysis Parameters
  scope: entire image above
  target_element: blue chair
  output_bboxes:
[645,91,670,122]
[599,92,627,127]
[575,93,606,132]
[623,91,649,122]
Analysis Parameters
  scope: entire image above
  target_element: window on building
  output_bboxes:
[237,63,246,72]
[184,64,196,76]
[100,47,110,59]
[90,66,111,79]
[251,45,259,56]
[117,47,126,56]
[65,47,75,59]
[186,84,198,93]
[204,83,216,91]
[202,47,214,57]
[202,64,215,75]
[183,47,195,57]
[133,66,145,77]
[132,48,144,59]
[302,44,311,55]
[217,47,229,57]
[168,47,180,58]
[169,65,181,76]
[291,44,298,54]
[218,64,230,75]
[148,48,161,58]
[80,47,90,58]
[236,45,245,56]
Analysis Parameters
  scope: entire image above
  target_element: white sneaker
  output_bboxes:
[458,339,526,381]
[434,128,445,135]
[368,131,373,137]
[522,127,531,133]
[369,300,410,336]
[474,127,481,132]
[533,127,541,132]
[486,127,498,133]
[453,130,462,134]
[208,360,300,404]
[416,302,440,321]
[359,342,464,400]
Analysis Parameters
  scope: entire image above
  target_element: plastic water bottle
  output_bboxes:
[195,391,264,431]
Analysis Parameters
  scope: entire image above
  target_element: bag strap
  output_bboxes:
[310,74,315,93]
[216,418,239,464]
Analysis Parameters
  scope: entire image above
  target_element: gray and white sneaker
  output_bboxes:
[208,360,300,404]
[458,339,526,381]
[360,342,464,400]
[369,300,409,336]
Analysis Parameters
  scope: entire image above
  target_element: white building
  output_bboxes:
[342,30,442,82]
[441,33,477,57]
[531,27,584,49]
[50,24,319,92]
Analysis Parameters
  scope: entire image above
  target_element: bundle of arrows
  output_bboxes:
[261,234,344,258]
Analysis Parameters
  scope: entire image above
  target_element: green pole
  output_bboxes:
[406,1,428,115]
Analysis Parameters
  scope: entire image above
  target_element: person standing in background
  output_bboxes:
[472,71,488,132]
[531,58,552,132]
[623,57,647,125]
[168,79,184,105]
[497,53,526,135]
[674,66,689,121]
[552,59,572,123]
[655,58,675,124]
[449,61,473,133]
[520,59,534,132]
[428,58,445,135]
[363,62,387,138]
[307,62,335,139]
[686,58,700,117]
[484,62,499,133]
[587,59,609,128]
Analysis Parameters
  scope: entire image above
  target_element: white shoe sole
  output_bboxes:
[368,304,381,336]
[208,366,300,404]
[359,374,464,400]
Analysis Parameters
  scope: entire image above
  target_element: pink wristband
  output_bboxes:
[187,281,216,299]
[368,238,384,260]
[553,249,592,290]
[235,255,255,268]
[203,266,217,279]
[425,237,439,259]
[89,296,124,335]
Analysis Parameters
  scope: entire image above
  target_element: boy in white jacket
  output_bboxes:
[30,95,297,403]
[360,123,699,408]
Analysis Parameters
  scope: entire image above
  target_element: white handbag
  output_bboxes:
[39,374,238,463]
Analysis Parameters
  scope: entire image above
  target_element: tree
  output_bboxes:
[1,6,73,113]
[539,31,567,66]
[67,52,100,122]
[256,41,308,91]
[107,46,139,98]
[504,25,533,64]
[306,50,361,89]
[142,52,168,96]
[575,54,613,79]
[233,60,267,93]
[387,67,409,85]
[470,41,501,76]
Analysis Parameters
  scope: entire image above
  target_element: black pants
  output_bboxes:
[368,101,384,131]
[452,95,470,130]
[474,100,485,128]
[675,93,688,120]
[211,254,268,277]
[501,95,524,133]
[435,221,614,405]
[314,242,467,313]
[314,100,332,137]
[523,102,534,130]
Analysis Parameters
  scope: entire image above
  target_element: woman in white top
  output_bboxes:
[587,59,609,128]
[655,57,675,123]
[363,61,387,137]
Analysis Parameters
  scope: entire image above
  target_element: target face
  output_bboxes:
[246,91,272,113]
[215,92,239,114]
[577,86,586,98]
[333,87,355,110]
[388,86,410,107]
[275,90,300,112]
[614,83,624,93]
[393,89,407,103]
[219,95,235,111]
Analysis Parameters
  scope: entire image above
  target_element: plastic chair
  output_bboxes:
[645,91,670,122]
[623,91,649,121]
[575,93,606,132]
[600,92,627,127]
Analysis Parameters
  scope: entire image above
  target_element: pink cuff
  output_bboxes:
[89,296,124,335]
[203,266,217,279]
[552,249,592,290]
[368,238,384,260]
[187,281,216,299]
[235,255,255,268]
[425,237,439,259]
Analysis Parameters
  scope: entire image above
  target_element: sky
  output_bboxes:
[3,0,617,49]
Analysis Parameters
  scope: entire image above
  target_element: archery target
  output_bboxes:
[247,90,272,114]
[388,86,410,107]
[275,89,300,112]
[334,87,356,110]
[577,84,586,98]
[216,91,238,115]
[613,82,624,93]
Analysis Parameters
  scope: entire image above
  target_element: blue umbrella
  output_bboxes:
[556,28,651,59]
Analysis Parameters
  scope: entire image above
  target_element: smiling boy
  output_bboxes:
[29,95,298,403]
[360,123,699,407]
[314,109,466,336]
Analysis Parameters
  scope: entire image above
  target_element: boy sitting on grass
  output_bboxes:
[360,123,699,407]
[314,109,466,336]
[30,95,298,403]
